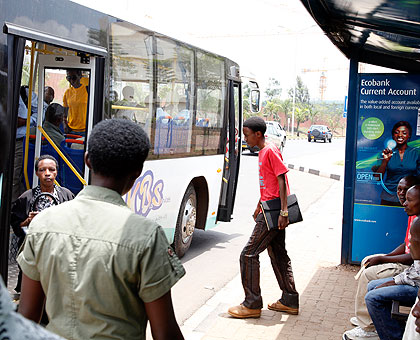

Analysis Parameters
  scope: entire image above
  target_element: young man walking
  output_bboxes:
[228,116,299,318]
[18,119,185,340]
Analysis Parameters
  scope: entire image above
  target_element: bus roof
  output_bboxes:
[299,0,420,72]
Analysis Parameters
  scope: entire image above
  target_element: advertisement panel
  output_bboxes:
[352,74,420,262]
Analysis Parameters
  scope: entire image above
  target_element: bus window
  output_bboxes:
[155,37,194,156]
[195,52,226,155]
[109,23,152,137]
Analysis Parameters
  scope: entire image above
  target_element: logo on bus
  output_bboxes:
[125,170,164,217]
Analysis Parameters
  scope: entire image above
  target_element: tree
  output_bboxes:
[242,83,252,119]
[288,76,310,105]
[294,104,309,136]
[288,76,310,135]
[264,98,282,121]
[265,78,281,101]
[279,99,292,130]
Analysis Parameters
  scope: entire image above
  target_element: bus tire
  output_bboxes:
[173,184,197,258]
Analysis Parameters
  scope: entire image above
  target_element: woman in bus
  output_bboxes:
[372,121,420,206]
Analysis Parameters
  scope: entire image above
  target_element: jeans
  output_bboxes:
[365,277,418,340]
[240,213,298,309]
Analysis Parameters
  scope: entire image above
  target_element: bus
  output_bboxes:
[0,0,260,285]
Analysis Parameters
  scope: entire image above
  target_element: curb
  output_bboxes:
[286,163,342,181]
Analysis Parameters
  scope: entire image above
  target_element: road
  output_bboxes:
[170,138,346,325]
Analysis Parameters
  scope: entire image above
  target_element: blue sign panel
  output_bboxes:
[352,74,420,262]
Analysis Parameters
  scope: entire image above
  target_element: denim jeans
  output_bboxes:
[365,277,418,340]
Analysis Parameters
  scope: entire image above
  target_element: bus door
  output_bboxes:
[217,80,242,222]
[32,55,98,193]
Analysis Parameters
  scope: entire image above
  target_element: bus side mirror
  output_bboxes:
[249,81,260,113]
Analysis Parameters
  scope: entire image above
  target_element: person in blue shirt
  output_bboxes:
[373,121,420,206]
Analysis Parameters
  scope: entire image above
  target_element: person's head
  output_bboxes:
[403,185,420,216]
[44,86,54,105]
[243,116,266,148]
[86,119,150,194]
[122,86,134,101]
[392,121,411,146]
[110,90,118,102]
[398,175,420,205]
[66,69,82,88]
[35,155,59,190]
[45,103,64,127]
[410,215,420,260]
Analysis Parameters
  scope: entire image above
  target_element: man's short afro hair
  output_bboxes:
[87,119,150,177]
[243,116,266,134]
[244,116,267,134]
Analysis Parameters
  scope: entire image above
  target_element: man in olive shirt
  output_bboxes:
[18,119,185,340]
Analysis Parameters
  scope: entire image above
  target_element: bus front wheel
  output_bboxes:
[173,184,197,257]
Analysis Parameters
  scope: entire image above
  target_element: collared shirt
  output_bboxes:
[18,185,185,340]
[16,93,49,139]
[394,260,420,287]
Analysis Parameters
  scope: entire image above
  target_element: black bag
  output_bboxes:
[260,194,303,229]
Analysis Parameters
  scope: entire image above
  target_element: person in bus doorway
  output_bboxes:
[10,154,74,297]
[63,69,88,137]
[362,185,420,340]
[343,175,420,340]
[228,116,299,319]
[17,119,185,340]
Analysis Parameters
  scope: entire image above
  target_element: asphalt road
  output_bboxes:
[170,144,342,325]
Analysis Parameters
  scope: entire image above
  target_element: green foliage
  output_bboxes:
[265,78,281,101]
[288,76,310,105]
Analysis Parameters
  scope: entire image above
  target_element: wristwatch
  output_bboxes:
[280,210,289,217]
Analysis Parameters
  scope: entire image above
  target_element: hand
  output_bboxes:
[21,211,39,227]
[365,256,385,268]
[382,148,393,160]
[412,300,420,333]
[278,215,289,230]
[375,280,396,289]
[253,206,260,221]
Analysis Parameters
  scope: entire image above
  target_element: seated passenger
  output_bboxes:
[43,104,65,147]
[18,119,185,340]
[363,185,420,340]
[343,175,420,340]
[10,155,74,296]
[30,103,65,147]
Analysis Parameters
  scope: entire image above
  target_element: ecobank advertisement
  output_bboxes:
[352,74,420,262]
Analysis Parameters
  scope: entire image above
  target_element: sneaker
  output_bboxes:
[342,326,379,340]
[267,300,299,315]
[350,316,359,326]
[227,304,261,319]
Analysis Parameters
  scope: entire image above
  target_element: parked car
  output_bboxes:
[242,121,286,154]
[266,121,287,149]
[307,125,332,143]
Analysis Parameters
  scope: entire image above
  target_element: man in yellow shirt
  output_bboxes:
[63,69,88,136]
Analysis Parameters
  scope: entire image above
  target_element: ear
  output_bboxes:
[255,131,263,138]
[84,152,92,170]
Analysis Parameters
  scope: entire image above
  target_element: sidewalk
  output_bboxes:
[180,178,358,340]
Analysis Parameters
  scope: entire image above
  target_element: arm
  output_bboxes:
[17,117,26,127]
[18,273,45,323]
[145,291,184,340]
[412,292,420,333]
[365,244,413,267]
[374,148,392,174]
[277,174,289,230]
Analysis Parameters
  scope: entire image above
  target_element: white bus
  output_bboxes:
[0,0,260,282]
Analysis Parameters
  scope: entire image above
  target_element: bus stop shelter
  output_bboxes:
[300,0,420,264]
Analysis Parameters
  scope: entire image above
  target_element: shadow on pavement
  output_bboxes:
[180,228,242,263]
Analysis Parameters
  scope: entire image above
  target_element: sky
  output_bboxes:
[72,0,352,102]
